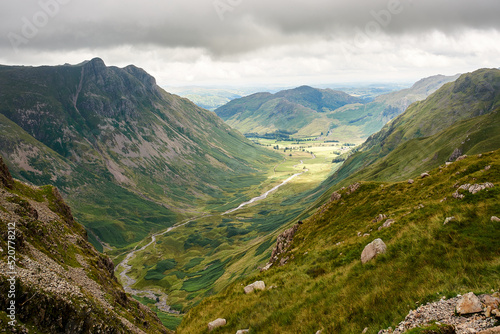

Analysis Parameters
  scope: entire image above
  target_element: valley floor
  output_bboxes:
[110,137,357,330]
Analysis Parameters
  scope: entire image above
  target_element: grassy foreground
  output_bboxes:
[177,149,500,333]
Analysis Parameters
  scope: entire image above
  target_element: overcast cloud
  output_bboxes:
[1,0,499,86]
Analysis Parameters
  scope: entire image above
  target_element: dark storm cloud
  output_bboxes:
[1,0,500,56]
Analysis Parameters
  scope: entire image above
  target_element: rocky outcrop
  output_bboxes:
[379,292,500,334]
[267,223,300,267]
[453,182,495,199]
[244,281,266,294]
[208,318,226,331]
[361,239,387,264]
[449,148,463,162]
[0,155,14,189]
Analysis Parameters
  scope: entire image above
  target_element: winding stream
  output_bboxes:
[223,170,308,215]
[115,168,308,313]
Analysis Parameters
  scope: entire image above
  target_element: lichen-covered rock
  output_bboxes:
[361,239,387,264]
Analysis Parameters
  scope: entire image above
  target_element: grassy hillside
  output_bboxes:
[177,149,500,333]
[215,76,458,141]
[0,155,169,333]
[317,68,500,198]
[0,59,281,248]
[215,86,364,138]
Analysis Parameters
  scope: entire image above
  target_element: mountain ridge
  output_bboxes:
[0,58,280,248]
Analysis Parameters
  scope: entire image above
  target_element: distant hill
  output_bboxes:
[0,59,280,248]
[215,75,459,140]
[215,86,364,138]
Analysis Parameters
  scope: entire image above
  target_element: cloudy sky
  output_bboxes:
[1,0,499,87]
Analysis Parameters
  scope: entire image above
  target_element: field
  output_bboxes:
[112,136,361,328]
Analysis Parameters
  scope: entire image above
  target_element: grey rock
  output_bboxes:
[244,281,266,294]
[208,318,226,331]
[361,239,387,264]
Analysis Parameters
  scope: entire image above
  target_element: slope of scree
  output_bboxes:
[177,149,500,333]
[0,155,170,333]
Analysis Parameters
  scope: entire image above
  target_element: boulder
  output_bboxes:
[421,172,430,178]
[408,179,414,184]
[455,292,482,315]
[479,294,500,308]
[208,318,226,331]
[236,330,249,334]
[244,281,266,294]
[361,239,387,264]
[491,216,500,223]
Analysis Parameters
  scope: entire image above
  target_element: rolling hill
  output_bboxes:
[0,59,280,248]
[215,75,459,141]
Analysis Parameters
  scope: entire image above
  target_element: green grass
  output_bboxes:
[156,312,183,331]
[119,138,352,312]
[177,150,500,333]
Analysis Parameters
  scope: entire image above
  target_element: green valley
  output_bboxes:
[177,69,500,333]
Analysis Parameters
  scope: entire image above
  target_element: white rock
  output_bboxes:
[491,216,500,223]
[236,330,249,334]
[208,318,226,331]
[244,281,266,294]
[361,239,387,264]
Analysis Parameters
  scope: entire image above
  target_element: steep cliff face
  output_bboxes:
[0,155,169,333]
[0,59,279,247]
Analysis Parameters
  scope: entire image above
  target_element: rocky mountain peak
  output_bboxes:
[124,64,158,89]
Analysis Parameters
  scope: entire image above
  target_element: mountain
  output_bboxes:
[215,76,459,141]
[319,68,500,195]
[0,59,280,248]
[176,70,500,334]
[215,86,364,138]
[0,155,169,333]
